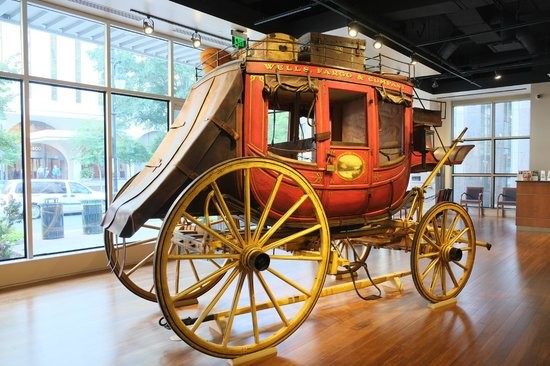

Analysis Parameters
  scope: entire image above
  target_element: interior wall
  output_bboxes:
[530,82,550,172]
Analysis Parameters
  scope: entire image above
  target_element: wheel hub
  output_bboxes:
[241,246,270,271]
[443,246,463,262]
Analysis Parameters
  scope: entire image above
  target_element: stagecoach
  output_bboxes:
[102,32,491,360]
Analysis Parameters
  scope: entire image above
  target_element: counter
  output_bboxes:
[516,181,550,231]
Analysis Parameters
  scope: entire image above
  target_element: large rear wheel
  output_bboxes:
[105,176,221,302]
[154,158,330,358]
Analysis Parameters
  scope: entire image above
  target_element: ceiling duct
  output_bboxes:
[438,42,458,60]
[515,30,539,55]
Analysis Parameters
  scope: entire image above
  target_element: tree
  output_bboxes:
[0,74,21,180]
[88,46,197,132]
[0,199,23,260]
[0,58,19,119]
[73,120,152,179]
[0,130,20,166]
[72,121,106,179]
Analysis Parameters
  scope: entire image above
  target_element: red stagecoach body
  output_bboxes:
[102,34,466,238]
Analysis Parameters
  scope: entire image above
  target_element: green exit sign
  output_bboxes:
[231,30,247,49]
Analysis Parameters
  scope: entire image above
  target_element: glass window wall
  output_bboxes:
[0,1,201,262]
[452,100,530,208]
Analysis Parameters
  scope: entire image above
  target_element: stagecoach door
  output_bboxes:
[319,80,376,217]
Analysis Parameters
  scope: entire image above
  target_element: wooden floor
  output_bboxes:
[1,215,548,366]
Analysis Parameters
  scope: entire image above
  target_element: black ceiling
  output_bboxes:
[170,0,550,94]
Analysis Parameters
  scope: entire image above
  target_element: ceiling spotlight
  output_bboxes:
[191,31,201,48]
[410,54,418,65]
[143,17,154,35]
[432,79,439,89]
[494,71,502,80]
[373,35,383,49]
[348,22,358,37]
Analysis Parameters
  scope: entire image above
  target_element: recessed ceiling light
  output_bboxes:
[373,35,383,49]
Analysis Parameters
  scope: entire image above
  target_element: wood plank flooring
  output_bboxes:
[0,216,548,366]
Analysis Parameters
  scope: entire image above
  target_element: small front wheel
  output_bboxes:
[411,202,476,303]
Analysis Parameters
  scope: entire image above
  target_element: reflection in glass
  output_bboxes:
[0,78,24,261]
[174,42,201,99]
[29,83,105,256]
[454,140,492,174]
[111,95,168,194]
[27,4,105,86]
[110,27,168,95]
[453,104,492,138]
[495,101,530,137]
[495,139,530,174]
[0,0,22,74]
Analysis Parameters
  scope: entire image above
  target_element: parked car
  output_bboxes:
[0,179,105,219]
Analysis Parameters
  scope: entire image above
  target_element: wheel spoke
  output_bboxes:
[417,251,439,259]
[430,217,443,246]
[252,174,283,243]
[125,250,155,276]
[258,194,309,247]
[256,271,290,326]
[420,257,439,282]
[421,231,438,248]
[222,271,247,347]
[452,260,468,271]
[181,211,242,253]
[444,261,460,288]
[440,261,446,296]
[263,224,322,252]
[172,261,238,303]
[244,168,252,243]
[447,227,470,247]
[444,214,461,243]
[247,272,260,344]
[186,248,201,283]
[429,261,441,293]
[191,267,240,333]
[211,180,245,248]
[266,267,311,296]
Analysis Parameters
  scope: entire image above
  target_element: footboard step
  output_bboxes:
[228,347,278,366]
[427,297,457,309]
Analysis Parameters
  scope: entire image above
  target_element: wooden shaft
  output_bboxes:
[213,270,411,319]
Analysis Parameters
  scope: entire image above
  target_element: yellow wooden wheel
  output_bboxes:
[154,158,330,359]
[105,177,223,302]
[104,222,161,302]
[410,202,476,303]
[104,175,160,302]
